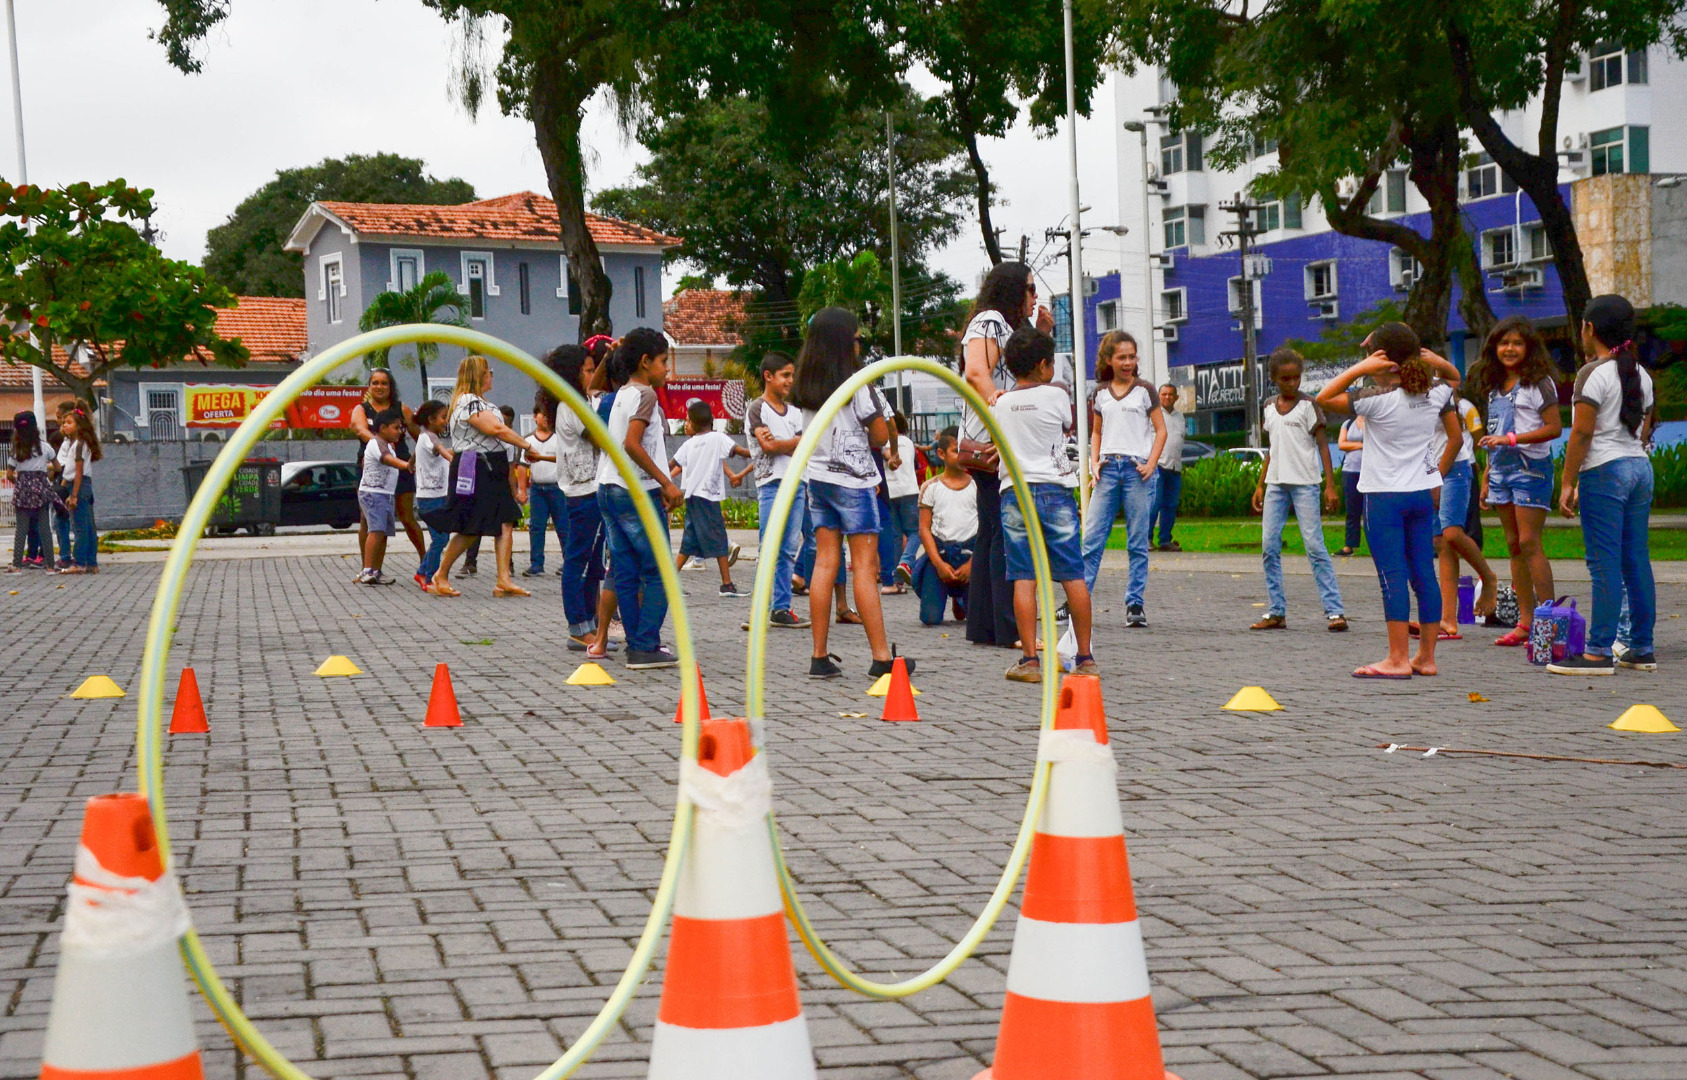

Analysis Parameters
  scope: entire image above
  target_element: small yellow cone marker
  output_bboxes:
[1223,686,1282,712]
[314,655,363,677]
[566,662,616,686]
[1609,704,1679,733]
[69,675,125,699]
[866,672,920,697]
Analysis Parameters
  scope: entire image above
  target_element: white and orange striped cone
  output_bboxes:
[975,675,1177,1080]
[648,717,815,1080]
[40,793,202,1080]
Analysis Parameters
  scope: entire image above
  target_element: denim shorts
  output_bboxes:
[1000,482,1084,582]
[1438,460,1473,531]
[808,479,880,535]
[1487,455,1553,510]
[680,496,730,558]
[359,490,397,536]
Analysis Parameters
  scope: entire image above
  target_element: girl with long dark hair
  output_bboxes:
[956,261,1053,648]
[56,408,103,574]
[540,343,610,646]
[6,412,54,570]
[1470,317,1562,646]
[352,368,427,585]
[1548,295,1657,674]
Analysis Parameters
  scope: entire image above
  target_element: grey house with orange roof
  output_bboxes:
[284,192,679,426]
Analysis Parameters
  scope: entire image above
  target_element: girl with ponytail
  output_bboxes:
[1549,295,1657,674]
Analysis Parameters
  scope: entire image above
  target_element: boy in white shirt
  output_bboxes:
[992,326,1096,682]
[358,409,413,585]
[746,351,811,628]
[908,428,977,625]
[880,412,923,590]
[670,400,753,594]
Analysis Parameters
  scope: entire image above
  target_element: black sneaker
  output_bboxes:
[1616,651,1657,672]
[522,566,544,577]
[867,653,915,679]
[461,562,478,576]
[626,647,679,670]
[770,609,811,629]
[1125,603,1147,627]
[1546,654,1615,676]
[719,582,747,597]
[809,654,844,679]
[1055,602,1071,622]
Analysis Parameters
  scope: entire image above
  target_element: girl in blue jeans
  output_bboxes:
[1080,330,1166,627]
[55,408,102,574]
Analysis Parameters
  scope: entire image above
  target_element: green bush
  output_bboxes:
[1649,442,1687,508]
[1177,454,1264,517]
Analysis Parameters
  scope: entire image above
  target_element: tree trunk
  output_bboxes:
[960,122,1003,266]
[530,52,613,341]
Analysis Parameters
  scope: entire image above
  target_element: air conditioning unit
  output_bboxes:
[1310,300,1340,321]
[1564,58,1587,84]
[1500,267,1544,293]
[1082,275,1101,297]
[1153,251,1176,270]
[1156,324,1179,342]
[1396,266,1418,292]
[1337,177,1360,200]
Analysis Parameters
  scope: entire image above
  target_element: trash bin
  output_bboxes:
[181,458,282,536]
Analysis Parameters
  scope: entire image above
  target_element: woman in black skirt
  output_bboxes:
[428,355,534,598]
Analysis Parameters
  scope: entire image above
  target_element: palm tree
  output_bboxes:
[357,271,467,394]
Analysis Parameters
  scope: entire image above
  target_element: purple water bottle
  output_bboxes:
[1457,576,1475,625]
[1527,601,1555,665]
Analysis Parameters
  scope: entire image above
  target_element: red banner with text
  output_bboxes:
[657,378,747,423]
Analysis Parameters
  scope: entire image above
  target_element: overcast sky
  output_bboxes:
[11,0,1129,301]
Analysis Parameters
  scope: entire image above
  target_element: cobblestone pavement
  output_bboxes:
[2,547,1685,1080]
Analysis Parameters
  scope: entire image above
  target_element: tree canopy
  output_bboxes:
[204,153,475,299]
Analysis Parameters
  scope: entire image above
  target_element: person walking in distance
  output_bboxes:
[745,351,811,630]
[1152,384,1185,551]
[351,369,426,579]
[357,409,414,585]
[539,343,610,650]
[669,399,752,594]
[522,406,567,578]
[1249,347,1347,632]
[1079,330,1166,627]
[428,355,535,598]
[1336,415,1366,556]
[6,412,54,571]
[412,400,455,589]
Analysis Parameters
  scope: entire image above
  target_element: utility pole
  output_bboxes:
[1061,0,1089,514]
[1018,234,1029,264]
[885,111,904,408]
[1121,119,1160,386]
[1219,192,1265,448]
[5,0,43,430]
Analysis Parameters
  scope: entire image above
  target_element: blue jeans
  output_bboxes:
[562,492,606,633]
[1152,467,1182,547]
[879,494,921,582]
[912,538,974,624]
[52,494,72,566]
[757,480,807,614]
[64,479,97,568]
[1081,456,1158,602]
[1365,488,1440,624]
[416,496,452,579]
[526,483,566,572]
[597,484,669,653]
[1578,456,1654,656]
[1261,483,1344,618]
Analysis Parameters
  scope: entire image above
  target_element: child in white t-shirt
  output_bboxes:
[412,400,455,588]
[669,400,752,594]
[907,428,977,625]
[992,326,1094,682]
[358,408,414,585]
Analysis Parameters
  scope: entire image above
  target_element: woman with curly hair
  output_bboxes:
[1469,316,1562,647]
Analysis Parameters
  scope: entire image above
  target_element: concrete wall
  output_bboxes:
[89,439,359,530]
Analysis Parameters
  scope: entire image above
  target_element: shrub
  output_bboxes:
[1177,454,1263,517]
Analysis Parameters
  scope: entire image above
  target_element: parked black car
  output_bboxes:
[279,460,361,530]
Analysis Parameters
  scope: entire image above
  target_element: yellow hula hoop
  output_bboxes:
[132,325,706,1080]
[745,356,1063,999]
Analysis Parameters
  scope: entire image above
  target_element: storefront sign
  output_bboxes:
[1191,359,1345,412]
[658,378,747,422]
[184,384,367,429]
[285,387,368,429]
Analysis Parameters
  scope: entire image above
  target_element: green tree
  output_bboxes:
[0,180,248,417]
[356,270,468,390]
[204,153,475,298]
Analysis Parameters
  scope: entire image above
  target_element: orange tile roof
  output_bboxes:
[663,289,748,346]
[315,192,680,248]
[0,359,75,390]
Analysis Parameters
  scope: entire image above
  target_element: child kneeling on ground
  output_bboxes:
[992,326,1096,682]
[903,426,977,625]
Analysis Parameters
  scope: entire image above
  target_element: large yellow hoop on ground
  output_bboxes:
[132,325,705,1080]
[745,356,1063,999]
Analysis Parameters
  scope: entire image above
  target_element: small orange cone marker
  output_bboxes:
[673,667,712,724]
[168,668,208,734]
[648,717,815,1079]
[975,675,1178,1080]
[39,793,203,1080]
[425,663,462,728]
[879,657,920,722]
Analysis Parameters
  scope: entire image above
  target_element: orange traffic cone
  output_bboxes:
[974,674,1177,1080]
[39,793,202,1080]
[168,668,208,734]
[648,717,815,1079]
[879,657,919,722]
[672,667,712,724]
[424,663,462,728]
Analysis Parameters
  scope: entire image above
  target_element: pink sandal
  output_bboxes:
[1494,627,1529,647]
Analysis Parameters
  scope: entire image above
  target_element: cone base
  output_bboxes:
[42,1050,203,1080]
[975,1071,1182,1080]
[987,993,1166,1080]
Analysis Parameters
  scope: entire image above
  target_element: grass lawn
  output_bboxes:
[1108,517,1687,561]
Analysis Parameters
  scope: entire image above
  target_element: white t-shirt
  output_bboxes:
[526,431,561,486]
[1485,377,1558,461]
[1262,395,1326,486]
[885,435,919,499]
[1158,409,1186,472]
[12,442,52,472]
[745,397,804,488]
[1348,382,1456,494]
[359,436,399,495]
[56,438,93,481]
[414,431,452,499]
[993,382,1077,492]
[803,384,889,490]
[673,430,737,502]
[1429,397,1481,467]
[552,403,599,498]
[1339,417,1364,474]
[1573,357,1654,472]
[597,383,667,490]
[920,474,978,543]
[957,310,1016,445]
[1092,381,1159,459]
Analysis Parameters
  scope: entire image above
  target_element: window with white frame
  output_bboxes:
[1305,262,1337,300]
[389,249,424,293]
[1367,170,1409,215]
[1591,125,1649,175]
[1484,228,1517,269]
[1524,224,1552,262]
[459,251,498,319]
[1163,205,1204,249]
[319,254,345,324]
[1391,248,1424,291]
[518,261,532,315]
[1589,42,1648,91]
[1161,288,1187,323]
[1251,134,1278,159]
[1253,194,1301,233]
[634,265,648,319]
[1465,153,1517,200]
[1227,276,1263,327]
[145,386,182,440]
[1096,300,1119,332]
[556,255,582,315]
[1159,131,1202,175]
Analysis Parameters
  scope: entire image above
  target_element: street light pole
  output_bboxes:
[4,0,43,429]
[1062,0,1089,516]
[886,111,904,407]
[1122,120,1159,386]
